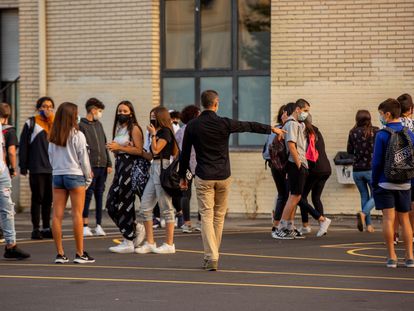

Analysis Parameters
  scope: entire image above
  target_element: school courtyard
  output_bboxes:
[0,212,413,311]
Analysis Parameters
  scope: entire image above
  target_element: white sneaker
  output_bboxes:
[94,225,106,236]
[316,218,331,237]
[108,239,134,253]
[83,226,93,237]
[133,222,146,248]
[135,241,157,254]
[194,221,202,232]
[153,243,175,254]
[298,226,312,234]
[181,224,193,233]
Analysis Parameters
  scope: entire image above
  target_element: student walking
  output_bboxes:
[48,102,94,264]
[106,101,151,253]
[0,105,30,260]
[347,110,379,233]
[297,114,332,237]
[179,90,283,270]
[175,105,202,233]
[19,97,55,240]
[79,98,112,237]
[372,98,414,268]
[272,101,310,240]
[135,107,178,254]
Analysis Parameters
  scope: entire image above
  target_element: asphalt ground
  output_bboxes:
[1,213,414,311]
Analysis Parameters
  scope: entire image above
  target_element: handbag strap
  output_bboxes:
[159,127,180,171]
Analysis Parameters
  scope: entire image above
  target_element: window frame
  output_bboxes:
[160,0,270,149]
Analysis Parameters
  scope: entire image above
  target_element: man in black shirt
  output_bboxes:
[179,90,284,271]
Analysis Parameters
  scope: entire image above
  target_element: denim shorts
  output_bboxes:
[373,186,411,212]
[53,175,86,190]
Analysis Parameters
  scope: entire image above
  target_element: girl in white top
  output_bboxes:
[106,101,152,254]
[48,102,93,264]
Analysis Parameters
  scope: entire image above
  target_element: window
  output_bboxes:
[161,0,270,148]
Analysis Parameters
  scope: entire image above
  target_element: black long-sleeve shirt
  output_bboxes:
[179,110,271,180]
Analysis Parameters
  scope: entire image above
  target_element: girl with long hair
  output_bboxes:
[347,110,379,233]
[48,102,94,263]
[106,101,152,253]
[135,106,179,254]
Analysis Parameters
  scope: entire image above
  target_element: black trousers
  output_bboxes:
[270,166,288,221]
[29,173,53,230]
[299,173,331,223]
[106,154,137,240]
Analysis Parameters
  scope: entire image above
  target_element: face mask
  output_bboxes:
[150,119,157,127]
[379,115,387,126]
[39,110,47,119]
[298,111,309,122]
[118,114,130,124]
[93,111,103,121]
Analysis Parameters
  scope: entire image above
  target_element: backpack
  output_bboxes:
[382,127,414,182]
[268,134,288,172]
[262,133,276,161]
[305,133,319,163]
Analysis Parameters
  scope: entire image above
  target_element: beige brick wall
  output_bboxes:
[268,0,414,217]
[18,0,40,208]
[0,0,18,9]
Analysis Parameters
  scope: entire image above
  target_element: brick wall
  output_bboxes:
[269,0,414,217]
[0,0,18,9]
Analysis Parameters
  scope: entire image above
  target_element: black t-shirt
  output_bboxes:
[152,127,174,159]
[2,125,18,167]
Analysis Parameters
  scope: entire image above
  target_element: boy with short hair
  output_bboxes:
[79,98,112,236]
[372,98,414,268]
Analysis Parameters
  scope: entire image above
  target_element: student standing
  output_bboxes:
[19,97,55,240]
[0,105,30,260]
[179,90,283,270]
[175,105,201,233]
[48,102,94,263]
[347,110,378,233]
[79,98,112,236]
[372,98,413,268]
[106,101,151,253]
[1,103,18,178]
[135,107,178,254]
[272,101,310,239]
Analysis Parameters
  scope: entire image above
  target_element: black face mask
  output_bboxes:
[118,114,130,124]
[150,119,157,127]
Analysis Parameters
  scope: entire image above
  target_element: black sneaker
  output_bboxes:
[41,228,53,239]
[4,245,30,260]
[55,254,69,264]
[292,228,306,239]
[271,228,294,240]
[74,251,95,264]
[31,229,42,240]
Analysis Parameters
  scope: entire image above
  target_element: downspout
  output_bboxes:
[38,0,47,96]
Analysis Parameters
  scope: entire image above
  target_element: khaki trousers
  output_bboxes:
[195,176,232,261]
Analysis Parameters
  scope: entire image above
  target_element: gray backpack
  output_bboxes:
[383,127,414,182]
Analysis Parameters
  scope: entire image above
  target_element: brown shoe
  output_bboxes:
[204,260,218,271]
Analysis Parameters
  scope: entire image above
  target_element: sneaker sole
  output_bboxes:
[55,259,69,264]
[74,259,96,264]
[108,247,135,254]
[386,264,397,268]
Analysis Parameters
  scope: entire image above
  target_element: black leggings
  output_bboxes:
[29,173,53,230]
[299,173,331,223]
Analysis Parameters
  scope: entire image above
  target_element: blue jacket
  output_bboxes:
[372,122,414,186]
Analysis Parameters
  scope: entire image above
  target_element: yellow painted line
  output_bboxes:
[322,242,385,249]
[1,263,413,282]
[177,249,383,265]
[347,248,386,259]
[0,274,413,295]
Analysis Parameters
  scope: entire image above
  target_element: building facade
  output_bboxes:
[1,0,413,217]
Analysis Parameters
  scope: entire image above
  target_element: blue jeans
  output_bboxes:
[353,170,375,225]
[0,169,15,244]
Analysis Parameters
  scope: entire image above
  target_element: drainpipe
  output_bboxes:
[38,0,47,96]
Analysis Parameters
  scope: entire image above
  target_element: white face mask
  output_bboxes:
[298,111,309,122]
[94,111,103,121]
[379,115,387,126]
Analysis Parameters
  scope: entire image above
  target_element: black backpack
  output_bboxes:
[159,129,182,197]
[383,127,414,182]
